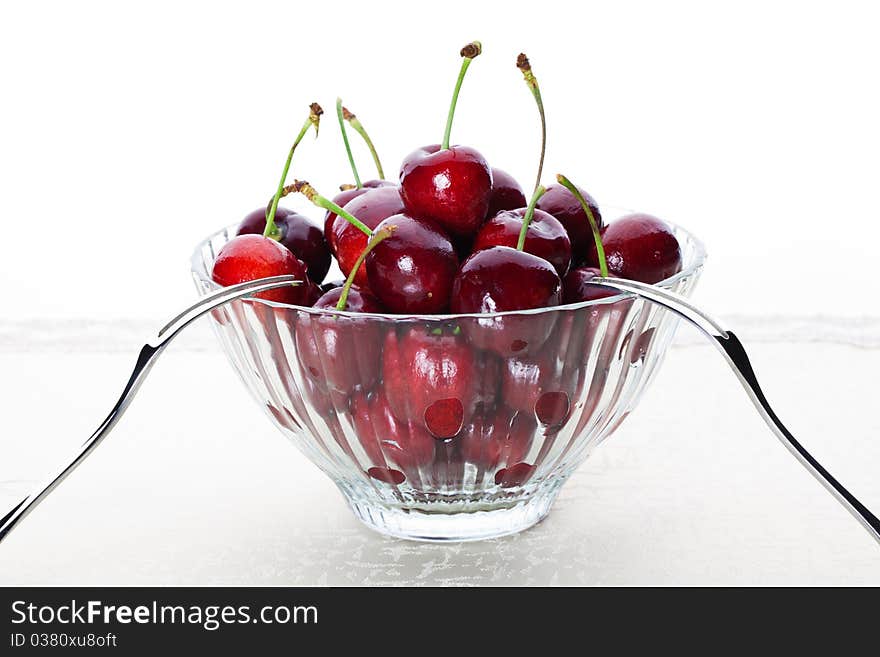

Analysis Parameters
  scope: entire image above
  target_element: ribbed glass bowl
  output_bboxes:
[191,220,705,541]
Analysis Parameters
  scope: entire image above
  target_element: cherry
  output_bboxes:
[295,286,384,395]
[323,180,391,250]
[211,234,308,304]
[562,266,617,304]
[332,186,405,287]
[365,214,459,314]
[460,406,535,470]
[472,207,571,277]
[501,351,575,429]
[487,168,527,217]
[237,206,331,283]
[382,327,476,439]
[584,213,682,284]
[451,187,563,356]
[399,43,492,237]
[400,143,492,238]
[536,183,603,264]
[350,387,435,477]
[294,226,394,395]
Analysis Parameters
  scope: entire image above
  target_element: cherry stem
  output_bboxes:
[264,103,323,241]
[516,184,547,251]
[343,106,385,180]
[336,98,362,189]
[517,54,546,194]
[335,225,397,311]
[283,180,373,237]
[441,41,482,150]
[556,174,608,277]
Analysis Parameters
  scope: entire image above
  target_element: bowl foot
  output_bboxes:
[342,481,563,542]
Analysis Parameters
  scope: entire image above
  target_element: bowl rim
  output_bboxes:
[191,218,706,321]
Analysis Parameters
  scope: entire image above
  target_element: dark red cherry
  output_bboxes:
[382,328,476,439]
[237,207,331,284]
[365,214,459,314]
[502,351,576,429]
[536,183,603,265]
[451,246,561,357]
[211,234,308,304]
[472,207,572,277]
[585,214,682,284]
[294,286,384,395]
[487,168,526,217]
[562,266,618,304]
[460,406,535,470]
[399,144,492,237]
[323,180,393,250]
[350,386,435,474]
[332,186,405,288]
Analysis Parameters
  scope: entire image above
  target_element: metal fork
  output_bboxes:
[595,276,880,546]
[0,275,300,544]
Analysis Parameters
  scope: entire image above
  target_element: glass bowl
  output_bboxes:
[191,220,705,541]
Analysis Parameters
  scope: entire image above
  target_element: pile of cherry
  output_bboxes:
[211,43,684,487]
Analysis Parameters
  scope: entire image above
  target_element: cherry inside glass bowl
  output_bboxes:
[191,218,705,541]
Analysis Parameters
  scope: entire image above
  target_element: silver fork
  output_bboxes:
[0,275,300,544]
[595,276,880,546]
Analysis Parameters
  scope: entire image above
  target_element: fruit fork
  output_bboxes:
[0,275,300,544]
[595,276,880,546]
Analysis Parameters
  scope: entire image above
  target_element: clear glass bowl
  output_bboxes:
[191,220,705,541]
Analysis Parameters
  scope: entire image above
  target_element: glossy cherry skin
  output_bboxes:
[294,286,384,396]
[487,168,526,217]
[211,234,308,304]
[382,328,476,439]
[460,406,535,471]
[562,266,618,304]
[323,180,393,250]
[472,207,572,277]
[332,186,405,288]
[451,246,562,357]
[350,386,435,476]
[237,207,331,284]
[584,214,682,284]
[399,144,492,237]
[365,214,459,314]
[536,183,603,265]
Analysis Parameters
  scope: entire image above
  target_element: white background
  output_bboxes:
[1,0,879,322]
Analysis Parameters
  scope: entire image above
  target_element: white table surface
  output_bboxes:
[1,316,879,586]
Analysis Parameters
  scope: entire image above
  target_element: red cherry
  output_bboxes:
[399,144,493,237]
[237,207,331,284]
[487,168,526,217]
[536,183,603,264]
[472,207,572,277]
[502,352,575,429]
[211,234,308,304]
[382,328,476,439]
[332,186,405,288]
[584,213,682,284]
[294,286,384,395]
[460,406,535,470]
[323,180,392,250]
[494,462,536,488]
[562,266,618,304]
[365,214,459,314]
[350,386,435,473]
[451,246,561,357]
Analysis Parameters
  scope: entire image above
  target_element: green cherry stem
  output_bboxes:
[336,97,362,189]
[517,54,546,194]
[556,173,608,277]
[284,180,373,237]
[264,103,323,241]
[342,106,385,180]
[441,41,482,150]
[335,225,397,311]
[516,184,547,251]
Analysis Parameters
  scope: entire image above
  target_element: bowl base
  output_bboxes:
[343,482,563,542]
